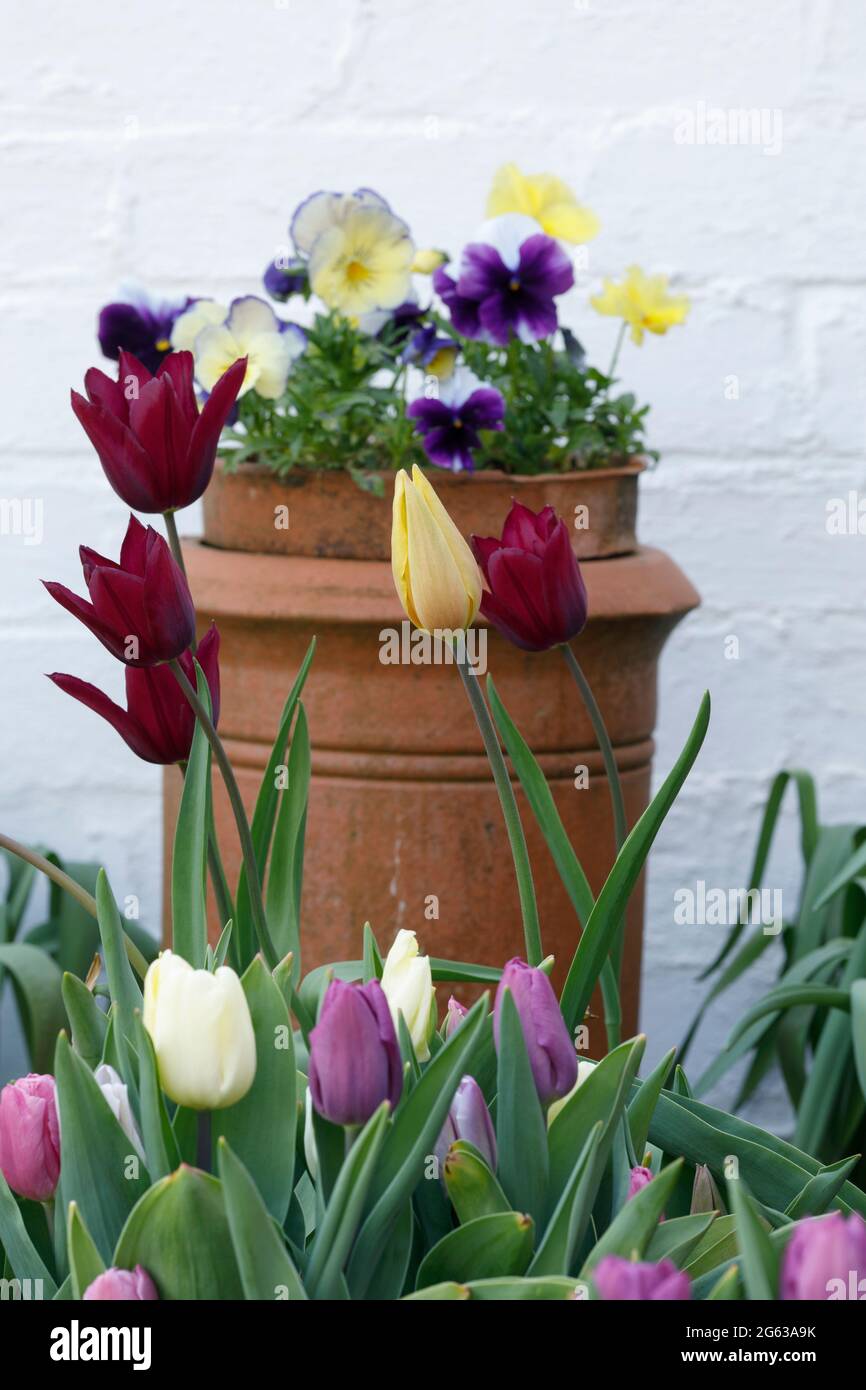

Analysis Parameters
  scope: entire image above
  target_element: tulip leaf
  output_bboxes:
[581,1159,683,1275]
[218,1139,307,1300]
[682,1213,739,1276]
[53,1033,151,1263]
[628,1045,676,1161]
[645,1211,716,1268]
[50,856,102,980]
[444,1140,511,1224]
[495,988,548,1227]
[529,1121,603,1277]
[265,703,310,970]
[0,942,65,1072]
[170,660,211,969]
[415,1211,534,1290]
[362,922,383,982]
[61,971,108,1070]
[727,1178,779,1300]
[727,984,851,1048]
[0,1167,57,1294]
[236,637,315,966]
[402,1281,471,1301]
[429,957,502,985]
[212,956,297,1223]
[794,915,866,1154]
[363,1198,415,1300]
[852,979,866,1102]
[305,1102,391,1300]
[561,692,711,1033]
[132,1012,178,1181]
[547,1037,645,1212]
[94,870,142,1050]
[114,1166,242,1299]
[346,995,488,1298]
[707,1264,743,1299]
[466,1275,587,1300]
[67,1202,105,1299]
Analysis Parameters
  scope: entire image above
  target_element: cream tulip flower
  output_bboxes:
[381,929,436,1062]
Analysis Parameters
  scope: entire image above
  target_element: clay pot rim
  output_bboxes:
[214,457,647,487]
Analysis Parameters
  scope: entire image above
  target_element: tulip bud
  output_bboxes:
[308,979,403,1126]
[143,951,256,1110]
[493,958,577,1105]
[780,1211,866,1300]
[83,1265,158,1301]
[0,1073,60,1202]
[444,995,468,1038]
[381,929,436,1062]
[391,465,483,633]
[594,1255,691,1301]
[435,1075,497,1172]
[93,1064,145,1161]
[690,1163,724,1215]
[627,1165,653,1200]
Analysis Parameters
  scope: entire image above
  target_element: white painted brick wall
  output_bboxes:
[2,0,864,1123]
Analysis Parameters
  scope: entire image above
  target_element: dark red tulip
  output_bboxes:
[71,350,246,513]
[48,624,220,765]
[44,515,196,667]
[472,500,588,652]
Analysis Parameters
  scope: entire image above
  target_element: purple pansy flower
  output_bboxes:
[98,289,194,375]
[407,366,504,472]
[263,256,308,302]
[435,213,573,346]
[402,322,458,374]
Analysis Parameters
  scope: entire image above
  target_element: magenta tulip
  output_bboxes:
[594,1255,691,1301]
[49,624,220,765]
[781,1212,866,1300]
[71,350,246,513]
[0,1074,60,1202]
[83,1265,159,1301]
[44,515,195,667]
[435,1074,497,1171]
[493,958,577,1105]
[308,979,403,1126]
[444,996,468,1038]
[472,500,588,651]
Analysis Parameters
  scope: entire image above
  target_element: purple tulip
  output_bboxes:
[308,979,403,1126]
[98,293,192,375]
[493,958,577,1105]
[0,1074,60,1202]
[49,624,220,765]
[44,515,196,667]
[628,1166,653,1200]
[781,1212,866,1301]
[435,1075,497,1172]
[83,1266,159,1301]
[594,1255,691,1301]
[71,350,246,514]
[444,996,468,1038]
[472,501,588,652]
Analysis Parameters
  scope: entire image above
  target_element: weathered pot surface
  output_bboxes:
[203,458,644,562]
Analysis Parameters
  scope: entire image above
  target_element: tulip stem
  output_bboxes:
[457,658,543,967]
[0,832,150,980]
[163,511,187,579]
[169,661,278,969]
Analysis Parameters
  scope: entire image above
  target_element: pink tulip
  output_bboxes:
[0,1074,60,1202]
[83,1266,159,1301]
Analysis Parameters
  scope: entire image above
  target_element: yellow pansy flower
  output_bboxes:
[591,265,690,346]
[307,200,415,317]
[486,162,599,244]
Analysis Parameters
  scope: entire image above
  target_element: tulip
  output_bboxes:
[381,929,436,1062]
[444,995,468,1038]
[49,625,220,765]
[308,979,403,1126]
[691,1162,724,1215]
[627,1165,654,1200]
[92,1064,145,1161]
[83,1266,158,1301]
[435,1075,497,1172]
[780,1211,866,1300]
[71,350,246,514]
[593,1255,691,1301]
[472,500,588,652]
[143,951,256,1110]
[391,465,483,633]
[44,515,196,667]
[493,958,577,1105]
[0,1073,60,1202]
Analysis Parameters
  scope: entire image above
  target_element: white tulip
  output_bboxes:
[93,1063,145,1161]
[381,929,436,1062]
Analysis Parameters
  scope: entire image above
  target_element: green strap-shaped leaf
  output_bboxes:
[727,1178,778,1300]
[114,1166,243,1299]
[561,693,710,1032]
[133,1013,178,1181]
[66,1202,105,1299]
[171,659,211,967]
[683,1213,738,1276]
[0,942,65,1072]
[218,1139,307,1300]
[495,989,548,1227]
[529,1121,602,1276]
[362,922,383,982]
[727,983,851,1047]
[794,919,866,1154]
[94,871,142,1045]
[852,979,866,1103]
[265,703,310,970]
[464,1276,585,1301]
[305,1103,390,1300]
[580,1159,683,1276]
[0,1167,57,1293]
[416,1212,534,1290]
[444,1140,511,1224]
[628,1045,676,1160]
[62,972,108,1070]
[547,1036,646,1209]
[645,1211,716,1268]
[784,1155,861,1219]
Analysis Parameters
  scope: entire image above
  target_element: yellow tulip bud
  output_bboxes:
[381,929,436,1062]
[412,247,449,274]
[391,465,483,633]
[143,950,256,1110]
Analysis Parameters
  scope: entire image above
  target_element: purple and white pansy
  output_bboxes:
[98,287,194,375]
[434,213,574,346]
[407,366,505,472]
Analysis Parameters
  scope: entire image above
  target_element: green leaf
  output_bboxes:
[61,972,107,1070]
[851,979,866,1102]
[0,942,65,1072]
[464,1275,584,1301]
[54,1033,150,1262]
[581,1160,683,1275]
[213,956,297,1222]
[132,1013,178,1181]
[93,870,142,1051]
[727,984,851,1047]
[49,856,101,980]
[443,1141,511,1224]
[707,1265,742,1299]
[495,989,548,1227]
[171,659,211,967]
[362,922,383,982]
[645,1211,716,1268]
[218,1139,307,1300]
[628,1046,676,1160]
[429,958,502,985]
[114,1166,243,1299]
[402,1282,471,1301]
[547,1037,646,1210]
[784,1156,861,1219]
[683,1213,738,1276]
[0,1166,57,1293]
[305,1103,390,1300]
[416,1212,534,1290]
[529,1122,603,1276]
[67,1202,105,1299]
[794,919,866,1154]
[561,693,710,1032]
[265,704,310,968]
[727,1178,778,1300]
